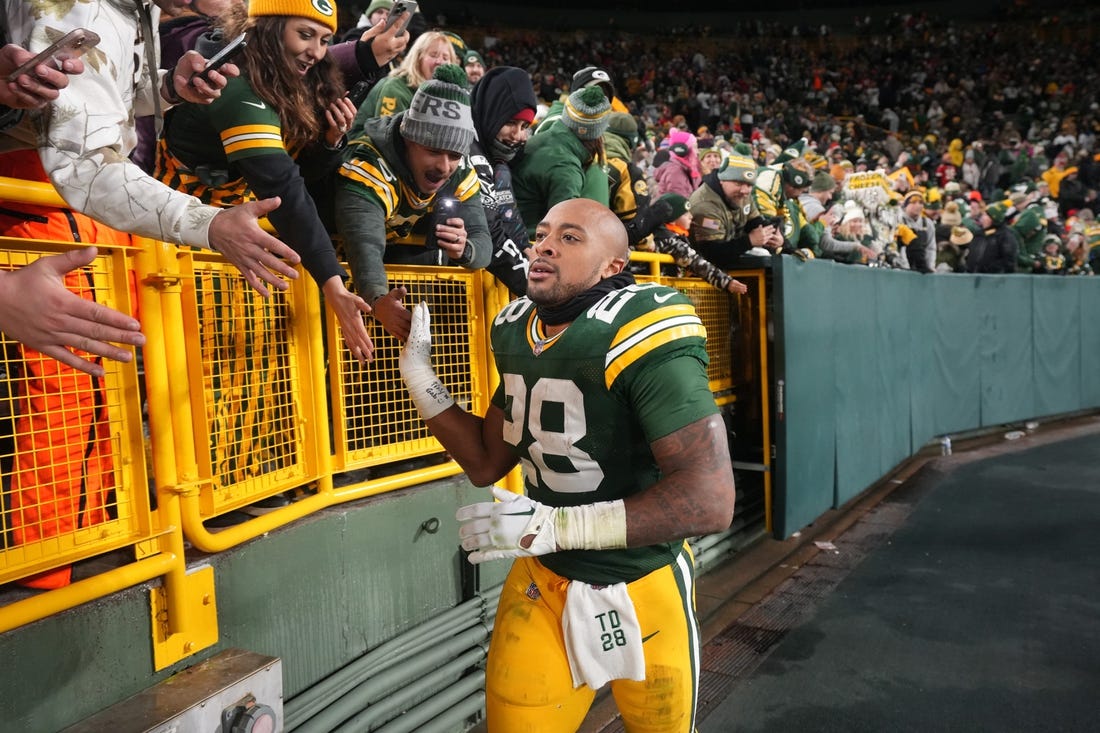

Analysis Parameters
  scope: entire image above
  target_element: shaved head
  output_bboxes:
[565,198,630,261]
[546,198,629,259]
[527,198,631,307]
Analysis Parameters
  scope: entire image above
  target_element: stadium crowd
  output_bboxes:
[449,6,1099,274]
[1,0,1098,527]
[0,0,1096,716]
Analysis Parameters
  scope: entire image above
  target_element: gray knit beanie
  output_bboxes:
[400,65,474,155]
[562,86,611,141]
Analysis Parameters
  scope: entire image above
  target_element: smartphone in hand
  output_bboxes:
[347,80,372,108]
[7,28,100,82]
[433,196,459,226]
[382,0,418,34]
[192,32,247,85]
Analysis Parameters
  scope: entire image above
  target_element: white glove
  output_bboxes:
[457,487,558,564]
[456,487,628,564]
[399,302,454,420]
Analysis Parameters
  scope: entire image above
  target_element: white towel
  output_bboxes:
[561,580,646,689]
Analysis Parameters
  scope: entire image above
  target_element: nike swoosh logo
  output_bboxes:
[503,508,536,517]
[242,100,266,109]
[653,292,676,303]
[642,631,660,643]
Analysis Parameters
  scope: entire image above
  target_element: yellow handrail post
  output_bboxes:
[142,237,191,632]
[303,272,335,496]
[627,250,674,279]
[140,236,218,669]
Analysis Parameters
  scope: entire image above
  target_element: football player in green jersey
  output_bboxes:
[400,198,736,732]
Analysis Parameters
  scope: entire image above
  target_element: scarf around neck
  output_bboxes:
[536,272,635,326]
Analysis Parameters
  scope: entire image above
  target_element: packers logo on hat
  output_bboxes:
[573,66,612,87]
[781,162,810,188]
[249,0,338,33]
[717,155,757,182]
[571,66,615,98]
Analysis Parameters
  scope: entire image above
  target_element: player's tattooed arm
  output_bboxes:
[624,414,736,547]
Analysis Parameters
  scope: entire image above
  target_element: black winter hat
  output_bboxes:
[571,65,615,98]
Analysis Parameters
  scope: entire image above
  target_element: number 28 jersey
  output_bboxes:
[490,282,718,584]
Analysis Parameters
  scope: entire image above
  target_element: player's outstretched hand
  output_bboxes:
[399,302,454,419]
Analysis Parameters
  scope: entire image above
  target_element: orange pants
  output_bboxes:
[0,149,134,589]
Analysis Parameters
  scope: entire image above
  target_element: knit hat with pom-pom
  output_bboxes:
[401,64,474,154]
[717,149,758,183]
[562,86,611,141]
[841,200,866,225]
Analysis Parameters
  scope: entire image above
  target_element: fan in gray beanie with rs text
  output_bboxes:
[512,85,613,239]
[334,64,492,341]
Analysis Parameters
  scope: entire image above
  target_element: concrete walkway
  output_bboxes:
[582,413,1100,733]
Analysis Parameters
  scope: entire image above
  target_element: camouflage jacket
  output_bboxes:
[1,1,219,247]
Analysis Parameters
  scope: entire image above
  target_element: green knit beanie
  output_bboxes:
[563,86,611,141]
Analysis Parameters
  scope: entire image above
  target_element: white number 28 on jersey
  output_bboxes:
[501,374,604,494]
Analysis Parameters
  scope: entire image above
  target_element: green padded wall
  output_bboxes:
[0,584,153,732]
[1033,276,1081,417]
[905,269,937,455]
[833,266,912,506]
[772,256,836,537]
[1082,279,1100,409]
[919,275,982,440]
[773,260,1100,539]
[832,264,884,506]
[211,480,476,697]
[872,270,916,481]
[978,276,1035,426]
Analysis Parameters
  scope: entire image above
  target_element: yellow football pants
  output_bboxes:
[485,544,700,732]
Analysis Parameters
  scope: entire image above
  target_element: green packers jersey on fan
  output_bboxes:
[490,281,717,584]
[338,116,481,245]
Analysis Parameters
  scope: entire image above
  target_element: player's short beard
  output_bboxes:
[527,275,596,307]
[531,270,636,325]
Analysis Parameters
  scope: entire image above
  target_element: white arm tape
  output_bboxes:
[402,364,455,420]
[556,499,628,551]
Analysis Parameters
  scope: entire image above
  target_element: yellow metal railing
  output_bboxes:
[0,178,751,670]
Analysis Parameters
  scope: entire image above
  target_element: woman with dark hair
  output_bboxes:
[155,0,373,362]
